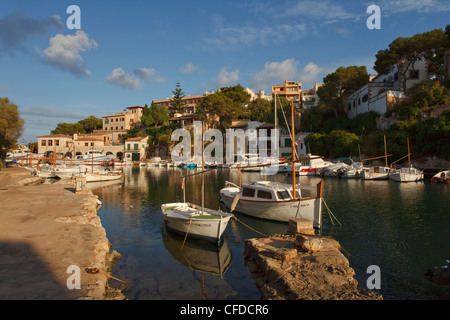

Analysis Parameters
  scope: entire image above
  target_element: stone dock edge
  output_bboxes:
[243,218,383,300]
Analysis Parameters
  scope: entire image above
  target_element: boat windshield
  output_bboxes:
[277,190,291,200]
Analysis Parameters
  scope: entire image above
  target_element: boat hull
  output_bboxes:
[219,189,322,228]
[85,172,123,182]
[161,203,232,243]
[362,172,390,180]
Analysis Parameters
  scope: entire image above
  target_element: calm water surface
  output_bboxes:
[90,166,450,300]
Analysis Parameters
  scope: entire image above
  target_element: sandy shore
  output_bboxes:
[0,166,124,300]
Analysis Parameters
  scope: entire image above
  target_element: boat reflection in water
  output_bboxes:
[162,225,232,279]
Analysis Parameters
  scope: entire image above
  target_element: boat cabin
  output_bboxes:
[240,181,301,201]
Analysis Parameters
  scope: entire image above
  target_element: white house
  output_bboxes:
[347,56,428,119]
[125,136,148,162]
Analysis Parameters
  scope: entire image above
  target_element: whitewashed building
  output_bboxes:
[347,56,428,119]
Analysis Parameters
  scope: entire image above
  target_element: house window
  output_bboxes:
[285,138,292,147]
[41,140,46,146]
[134,144,138,150]
[409,70,419,79]
[48,140,53,146]
[85,143,88,147]
[362,94,369,103]
[55,140,59,146]
[127,144,130,151]
[348,103,352,110]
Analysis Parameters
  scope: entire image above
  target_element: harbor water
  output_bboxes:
[90,166,450,300]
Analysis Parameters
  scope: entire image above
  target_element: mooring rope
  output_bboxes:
[232,215,268,237]
[321,197,342,227]
[180,218,193,251]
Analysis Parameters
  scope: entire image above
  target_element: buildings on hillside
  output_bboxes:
[347,56,428,119]
[34,81,324,163]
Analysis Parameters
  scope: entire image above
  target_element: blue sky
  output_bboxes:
[0,0,449,142]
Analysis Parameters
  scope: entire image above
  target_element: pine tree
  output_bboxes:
[169,82,186,114]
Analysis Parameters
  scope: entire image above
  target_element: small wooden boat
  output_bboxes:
[161,203,232,243]
[84,171,123,182]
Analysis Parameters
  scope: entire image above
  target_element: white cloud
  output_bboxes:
[250,59,327,91]
[202,15,307,49]
[379,0,450,13]
[106,68,141,90]
[0,12,63,53]
[134,67,166,83]
[250,58,300,90]
[40,30,98,78]
[179,62,199,75]
[276,1,356,21]
[210,67,239,88]
[300,62,325,83]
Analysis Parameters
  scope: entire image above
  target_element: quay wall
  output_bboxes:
[0,166,124,300]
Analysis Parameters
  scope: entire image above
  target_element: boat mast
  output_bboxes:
[291,101,296,199]
[201,121,205,214]
[384,135,388,167]
[407,138,411,168]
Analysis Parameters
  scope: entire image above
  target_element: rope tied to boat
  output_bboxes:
[180,218,193,252]
[321,197,342,227]
[231,214,268,237]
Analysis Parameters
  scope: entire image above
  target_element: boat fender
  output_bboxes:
[230,193,240,212]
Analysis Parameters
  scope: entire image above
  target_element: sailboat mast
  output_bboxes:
[407,138,411,168]
[274,92,277,157]
[291,101,296,199]
[384,135,388,167]
[201,122,205,214]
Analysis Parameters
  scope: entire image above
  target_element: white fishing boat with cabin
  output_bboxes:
[390,167,423,182]
[220,180,323,228]
[362,166,392,180]
[220,98,324,229]
[389,138,423,182]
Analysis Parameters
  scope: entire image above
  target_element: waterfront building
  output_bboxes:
[37,134,74,158]
[99,106,144,144]
[125,136,148,162]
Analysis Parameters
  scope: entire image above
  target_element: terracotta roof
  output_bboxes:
[75,138,103,142]
[126,136,147,141]
[37,134,72,138]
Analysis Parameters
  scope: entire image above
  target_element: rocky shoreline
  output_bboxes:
[243,219,383,300]
[0,167,125,300]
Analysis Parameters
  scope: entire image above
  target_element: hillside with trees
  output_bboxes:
[303,25,450,163]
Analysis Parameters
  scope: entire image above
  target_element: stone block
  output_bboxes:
[288,218,315,235]
[295,235,323,253]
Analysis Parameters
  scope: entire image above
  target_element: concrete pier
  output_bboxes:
[0,167,124,300]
